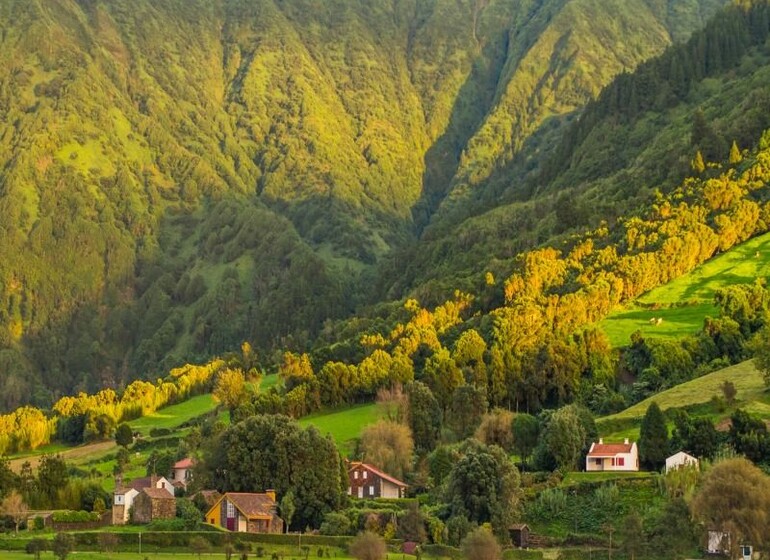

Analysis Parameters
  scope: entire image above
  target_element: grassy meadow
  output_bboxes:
[597,359,770,441]
[299,403,383,456]
[599,230,770,346]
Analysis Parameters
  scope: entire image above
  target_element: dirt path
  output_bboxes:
[9,440,116,472]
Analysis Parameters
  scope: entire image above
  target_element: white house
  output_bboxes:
[586,438,639,471]
[665,451,699,473]
[170,457,195,489]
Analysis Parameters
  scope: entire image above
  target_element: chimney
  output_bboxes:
[265,489,276,502]
[624,438,629,445]
[598,438,603,444]
[115,473,123,490]
[150,473,158,488]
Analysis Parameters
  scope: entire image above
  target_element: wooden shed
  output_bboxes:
[510,523,530,548]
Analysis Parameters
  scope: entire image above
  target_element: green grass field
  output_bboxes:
[128,394,217,435]
[599,231,770,346]
[597,359,770,441]
[299,404,383,456]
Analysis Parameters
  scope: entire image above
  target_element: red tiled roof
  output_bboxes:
[174,458,195,469]
[349,462,407,488]
[225,493,277,519]
[587,442,634,457]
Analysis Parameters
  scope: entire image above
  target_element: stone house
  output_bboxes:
[131,487,176,524]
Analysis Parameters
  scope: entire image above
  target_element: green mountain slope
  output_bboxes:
[0,0,728,409]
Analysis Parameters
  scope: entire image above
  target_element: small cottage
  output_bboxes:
[131,487,176,524]
[347,462,407,499]
[586,439,639,472]
[170,458,195,489]
[665,451,699,473]
[206,491,283,533]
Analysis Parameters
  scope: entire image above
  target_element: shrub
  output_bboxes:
[349,532,387,560]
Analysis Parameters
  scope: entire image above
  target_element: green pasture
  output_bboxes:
[599,231,770,346]
[128,394,217,435]
[299,403,383,456]
[560,471,654,486]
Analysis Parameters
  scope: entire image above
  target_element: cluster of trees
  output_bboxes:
[0,454,108,514]
[0,359,224,455]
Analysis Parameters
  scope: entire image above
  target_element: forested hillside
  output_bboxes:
[0,0,726,409]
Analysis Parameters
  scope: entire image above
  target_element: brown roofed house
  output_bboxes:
[347,462,407,499]
[132,487,176,524]
[205,491,283,533]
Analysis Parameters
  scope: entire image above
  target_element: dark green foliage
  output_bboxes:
[52,533,74,560]
[176,498,203,530]
[639,403,669,470]
[444,440,521,536]
[511,414,540,464]
[36,456,68,505]
[671,410,720,460]
[204,414,344,529]
[407,382,442,455]
[115,423,133,448]
[448,385,488,440]
[729,408,770,462]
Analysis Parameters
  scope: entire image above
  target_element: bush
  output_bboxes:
[320,512,352,536]
[349,532,387,560]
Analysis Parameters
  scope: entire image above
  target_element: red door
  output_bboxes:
[226,502,236,531]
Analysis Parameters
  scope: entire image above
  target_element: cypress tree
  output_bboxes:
[729,140,742,164]
[639,402,668,471]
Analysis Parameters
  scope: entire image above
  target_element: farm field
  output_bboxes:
[599,230,770,346]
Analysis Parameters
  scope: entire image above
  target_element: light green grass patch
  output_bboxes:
[299,403,383,456]
[599,231,770,346]
[600,359,766,427]
[128,394,217,435]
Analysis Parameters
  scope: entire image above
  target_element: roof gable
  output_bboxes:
[207,492,278,520]
[349,462,407,487]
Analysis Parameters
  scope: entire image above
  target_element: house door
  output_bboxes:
[357,487,363,498]
[226,502,237,531]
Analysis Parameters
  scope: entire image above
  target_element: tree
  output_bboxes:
[511,414,540,464]
[0,457,18,500]
[115,423,133,448]
[620,510,643,560]
[475,409,514,452]
[52,533,74,560]
[280,490,295,533]
[1,491,28,533]
[721,380,737,405]
[349,532,386,560]
[639,402,668,470]
[176,498,202,529]
[37,455,68,507]
[189,536,211,559]
[359,420,414,480]
[691,458,770,558]
[749,327,770,386]
[691,150,706,173]
[461,527,501,560]
[397,501,427,543]
[213,368,249,419]
[729,140,742,164]
[445,440,521,536]
[448,385,488,440]
[544,406,586,471]
[204,414,344,529]
[146,450,175,477]
[407,382,441,455]
[26,538,47,560]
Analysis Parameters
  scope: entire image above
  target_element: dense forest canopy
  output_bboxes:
[0,0,732,409]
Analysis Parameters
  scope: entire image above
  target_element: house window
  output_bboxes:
[363,471,368,479]
[210,518,214,524]
[354,471,359,479]
[617,457,625,467]
[348,487,352,495]
[594,458,601,465]
[611,458,616,466]
[226,502,236,519]
[369,485,375,495]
